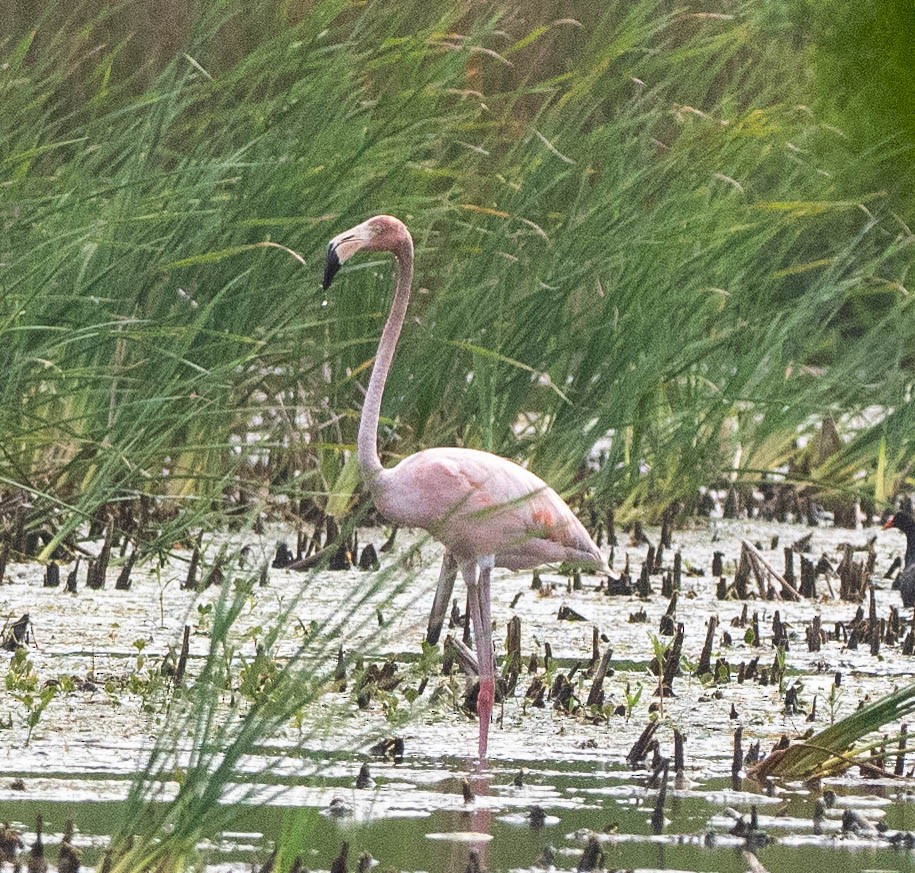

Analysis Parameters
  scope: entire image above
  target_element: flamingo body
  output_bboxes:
[373,447,607,571]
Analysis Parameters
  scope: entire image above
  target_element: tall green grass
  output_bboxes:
[1,0,913,544]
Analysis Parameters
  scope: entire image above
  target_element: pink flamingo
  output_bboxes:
[323,215,609,759]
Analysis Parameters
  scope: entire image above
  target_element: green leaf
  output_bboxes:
[325,452,361,519]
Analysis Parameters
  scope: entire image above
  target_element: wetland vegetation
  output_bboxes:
[2,0,915,870]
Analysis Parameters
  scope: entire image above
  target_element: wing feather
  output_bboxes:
[373,447,605,571]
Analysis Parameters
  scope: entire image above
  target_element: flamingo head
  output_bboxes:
[323,215,411,290]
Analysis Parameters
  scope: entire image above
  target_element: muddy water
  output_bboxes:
[2,519,915,870]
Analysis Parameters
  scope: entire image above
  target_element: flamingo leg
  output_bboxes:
[426,551,458,645]
[462,557,495,760]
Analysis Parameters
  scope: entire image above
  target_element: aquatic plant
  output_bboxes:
[3,648,65,745]
[749,679,915,781]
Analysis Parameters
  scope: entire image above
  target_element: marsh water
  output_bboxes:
[3,518,915,871]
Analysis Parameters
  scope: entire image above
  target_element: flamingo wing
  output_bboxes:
[373,447,606,571]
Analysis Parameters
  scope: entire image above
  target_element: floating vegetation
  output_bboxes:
[750,680,915,782]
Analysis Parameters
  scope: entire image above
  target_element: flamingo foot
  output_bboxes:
[477,676,494,760]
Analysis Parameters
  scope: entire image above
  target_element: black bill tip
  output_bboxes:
[322,242,341,290]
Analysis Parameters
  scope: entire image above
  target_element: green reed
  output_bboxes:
[1,0,913,547]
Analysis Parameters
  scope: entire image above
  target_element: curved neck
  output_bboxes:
[358,239,414,486]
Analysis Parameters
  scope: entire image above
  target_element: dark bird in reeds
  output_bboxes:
[884,512,915,608]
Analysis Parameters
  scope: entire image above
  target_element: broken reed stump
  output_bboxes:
[57,818,80,873]
[115,546,138,590]
[577,836,604,872]
[356,762,373,789]
[2,613,31,650]
[627,720,659,768]
[896,724,909,777]
[98,517,114,575]
[557,604,587,622]
[712,551,724,577]
[44,562,60,588]
[838,544,870,601]
[28,813,45,873]
[800,555,817,598]
[674,729,685,779]
[659,591,677,636]
[605,505,617,547]
[695,615,719,677]
[772,611,788,649]
[733,604,747,626]
[329,841,348,873]
[85,558,100,590]
[272,541,294,568]
[869,586,883,656]
[660,508,673,549]
[586,646,613,707]
[504,616,522,694]
[358,543,380,571]
[86,519,116,590]
[549,672,575,712]
[741,539,801,600]
[734,549,751,599]
[650,758,670,835]
[201,553,225,589]
[650,623,683,696]
[629,520,649,546]
[769,647,785,688]
[174,625,191,685]
[732,725,743,790]
[184,535,202,589]
[637,558,651,598]
[65,559,79,593]
[524,674,546,707]
[333,646,347,691]
[806,614,823,652]
[664,623,685,693]
[784,681,801,715]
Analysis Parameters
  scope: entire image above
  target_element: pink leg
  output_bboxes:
[463,558,495,761]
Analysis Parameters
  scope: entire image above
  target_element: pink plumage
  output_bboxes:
[375,447,608,571]
[323,215,607,760]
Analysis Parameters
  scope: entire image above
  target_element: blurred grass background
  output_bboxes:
[1,0,914,546]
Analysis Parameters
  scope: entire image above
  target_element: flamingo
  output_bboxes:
[322,215,609,759]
